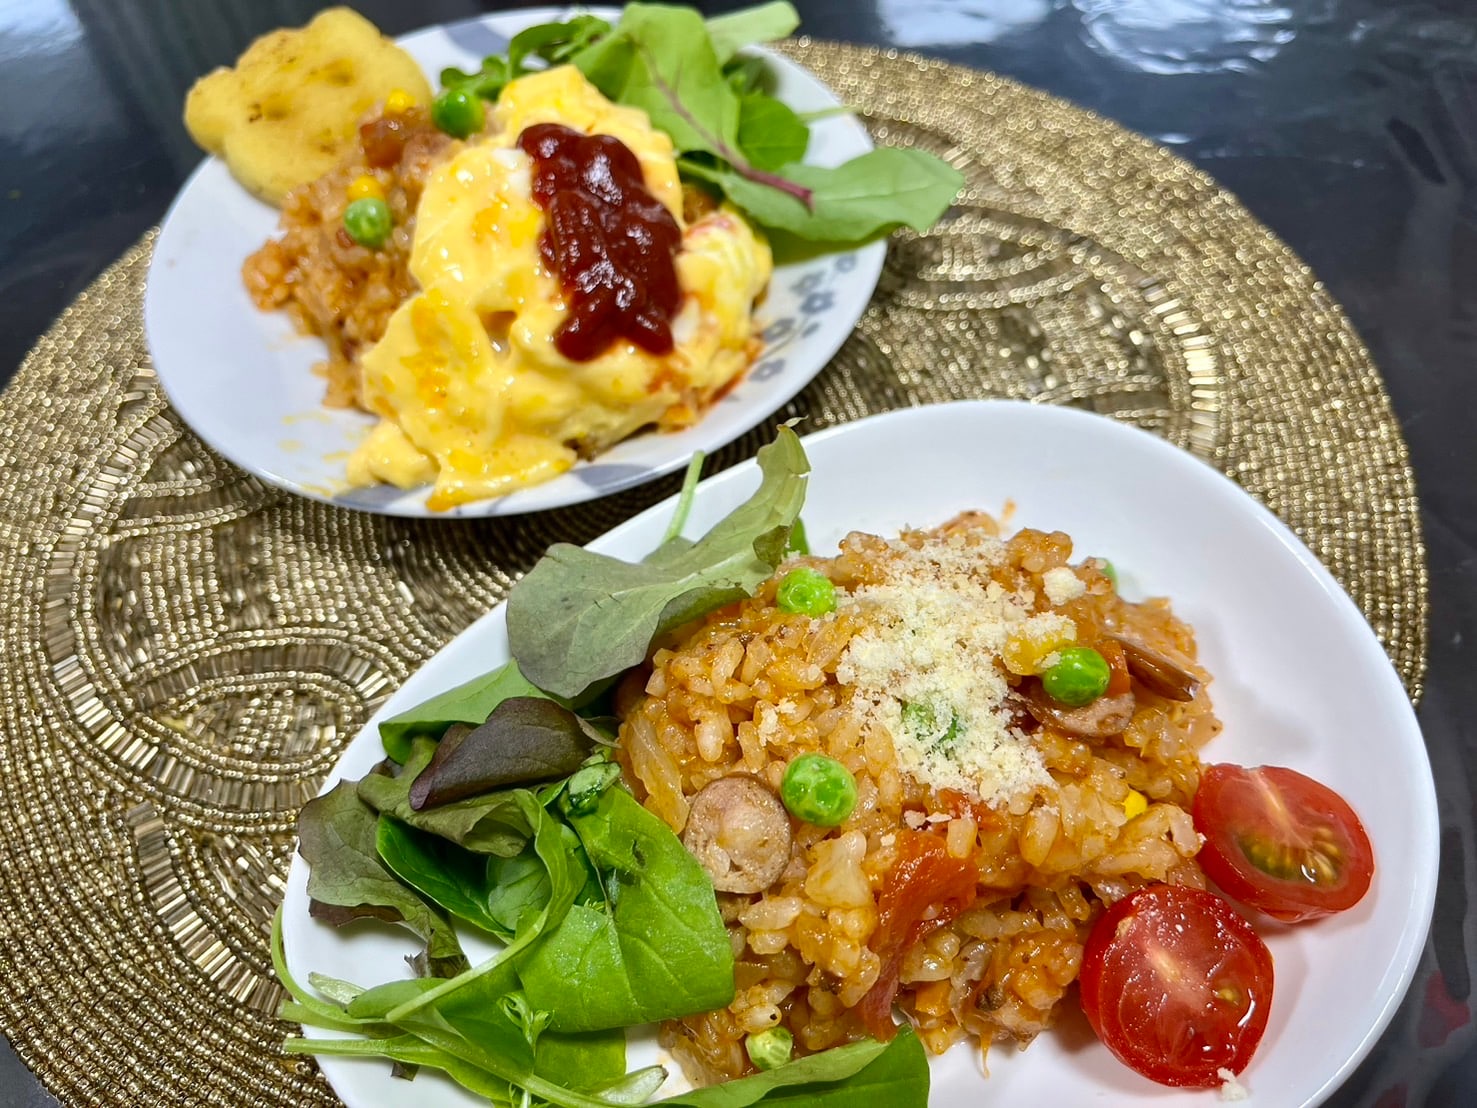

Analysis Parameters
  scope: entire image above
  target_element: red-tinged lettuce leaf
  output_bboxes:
[409,697,601,810]
[378,660,559,765]
[506,427,808,700]
[358,738,539,857]
[658,1025,928,1105]
[297,780,468,977]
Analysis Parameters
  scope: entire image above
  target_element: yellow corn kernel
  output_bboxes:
[347,175,386,203]
[384,87,416,114]
[1002,620,1077,676]
[1123,788,1148,820]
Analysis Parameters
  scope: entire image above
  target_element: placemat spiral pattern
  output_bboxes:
[0,42,1425,1105]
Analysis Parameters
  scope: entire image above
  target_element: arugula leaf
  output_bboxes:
[378,660,557,764]
[659,1025,929,1105]
[506,427,808,699]
[519,788,734,1031]
[297,781,468,976]
[705,1,800,65]
[682,146,963,242]
[736,94,809,172]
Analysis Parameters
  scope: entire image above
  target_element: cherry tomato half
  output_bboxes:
[1193,763,1374,922]
[1080,883,1273,1088]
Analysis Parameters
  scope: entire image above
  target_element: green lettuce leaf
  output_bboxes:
[506,427,808,700]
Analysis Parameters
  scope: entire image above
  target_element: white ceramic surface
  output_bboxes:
[145,7,885,517]
[282,401,1438,1107]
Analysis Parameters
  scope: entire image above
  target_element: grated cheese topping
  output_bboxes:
[1042,566,1087,604]
[836,532,1056,807]
[1217,1068,1250,1101]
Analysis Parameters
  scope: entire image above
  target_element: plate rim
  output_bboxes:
[282,399,1438,1108]
[144,6,886,519]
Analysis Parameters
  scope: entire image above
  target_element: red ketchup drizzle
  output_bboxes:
[518,123,683,362]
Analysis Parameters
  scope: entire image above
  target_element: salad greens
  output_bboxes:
[506,426,808,700]
[440,2,962,244]
[407,697,607,809]
[285,427,933,1103]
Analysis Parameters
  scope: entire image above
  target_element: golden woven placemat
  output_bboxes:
[0,41,1424,1106]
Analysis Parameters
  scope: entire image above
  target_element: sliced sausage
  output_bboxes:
[1021,686,1137,739]
[681,775,792,894]
[1105,632,1202,702]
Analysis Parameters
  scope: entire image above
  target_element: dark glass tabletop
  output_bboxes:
[1,1,1472,1104]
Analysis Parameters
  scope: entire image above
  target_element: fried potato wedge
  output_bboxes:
[184,7,430,205]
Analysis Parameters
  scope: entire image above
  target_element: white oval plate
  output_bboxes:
[145,7,884,518]
[282,401,1437,1106]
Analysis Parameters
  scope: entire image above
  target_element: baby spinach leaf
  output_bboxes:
[378,660,557,765]
[519,788,734,1031]
[705,1,799,64]
[376,817,508,938]
[410,698,602,810]
[659,1025,928,1105]
[736,94,809,172]
[297,780,468,976]
[345,977,443,1020]
[434,963,631,1094]
[681,146,963,242]
[486,846,554,935]
[506,427,808,700]
[380,785,583,1027]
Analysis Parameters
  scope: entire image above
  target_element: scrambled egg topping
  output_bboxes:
[347,66,773,509]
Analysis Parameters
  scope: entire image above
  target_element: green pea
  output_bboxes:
[780,753,857,827]
[432,85,486,138]
[775,567,835,616]
[343,197,392,249]
[745,1026,793,1071]
[902,700,961,753]
[1041,646,1111,707]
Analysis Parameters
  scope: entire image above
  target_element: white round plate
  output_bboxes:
[282,401,1436,1106]
[145,7,885,518]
